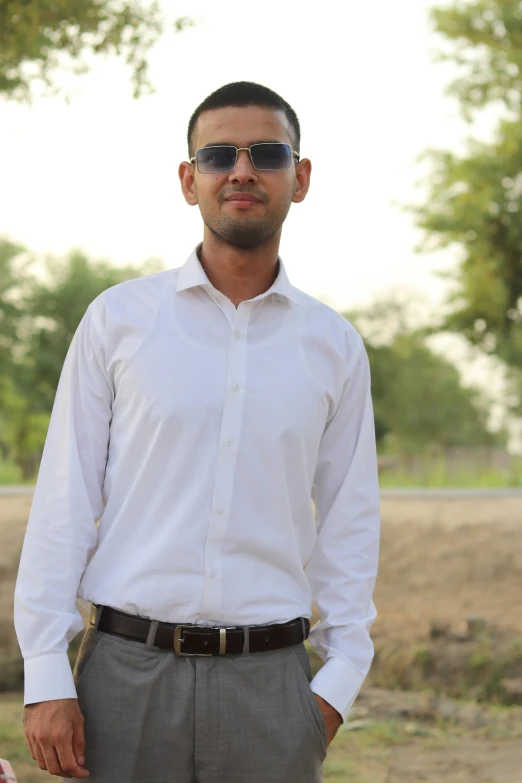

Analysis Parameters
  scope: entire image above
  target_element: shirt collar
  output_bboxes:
[176,244,298,305]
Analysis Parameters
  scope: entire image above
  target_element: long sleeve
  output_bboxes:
[13,301,113,706]
[306,333,380,722]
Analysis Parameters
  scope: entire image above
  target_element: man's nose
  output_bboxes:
[228,149,257,183]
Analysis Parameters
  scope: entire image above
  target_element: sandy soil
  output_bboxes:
[373,496,522,643]
[2,494,521,647]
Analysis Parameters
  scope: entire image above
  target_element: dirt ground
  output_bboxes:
[1,493,522,782]
[374,495,522,643]
[3,494,521,640]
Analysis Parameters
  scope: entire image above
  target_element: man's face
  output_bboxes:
[179,105,310,249]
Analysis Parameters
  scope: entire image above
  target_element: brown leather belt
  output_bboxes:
[92,605,310,656]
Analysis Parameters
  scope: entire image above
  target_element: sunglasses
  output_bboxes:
[190,143,300,174]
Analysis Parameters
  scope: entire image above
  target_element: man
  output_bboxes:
[14,81,380,782]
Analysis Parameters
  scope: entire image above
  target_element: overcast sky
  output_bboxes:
[1,0,517,443]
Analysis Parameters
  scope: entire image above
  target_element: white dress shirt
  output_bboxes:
[14,245,380,720]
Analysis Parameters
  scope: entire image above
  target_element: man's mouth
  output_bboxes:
[224,193,262,206]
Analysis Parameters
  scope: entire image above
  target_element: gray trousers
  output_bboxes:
[71,623,328,782]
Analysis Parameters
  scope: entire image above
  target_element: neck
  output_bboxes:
[198,227,282,308]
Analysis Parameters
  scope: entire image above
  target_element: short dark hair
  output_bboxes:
[187,81,301,157]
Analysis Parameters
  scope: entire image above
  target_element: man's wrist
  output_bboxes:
[23,652,77,706]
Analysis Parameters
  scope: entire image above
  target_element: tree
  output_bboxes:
[0,239,165,479]
[430,1,522,116]
[0,1,193,100]
[414,119,522,371]
[412,1,522,397]
[0,238,31,375]
[344,297,503,453]
[367,332,501,454]
[23,249,164,408]
[0,238,34,465]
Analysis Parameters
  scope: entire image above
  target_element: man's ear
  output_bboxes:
[292,158,312,204]
[179,161,198,206]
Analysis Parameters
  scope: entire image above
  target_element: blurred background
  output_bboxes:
[1,1,522,781]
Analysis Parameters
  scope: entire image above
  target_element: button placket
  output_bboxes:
[199,309,250,619]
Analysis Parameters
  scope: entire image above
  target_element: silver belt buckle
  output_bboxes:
[173,625,228,656]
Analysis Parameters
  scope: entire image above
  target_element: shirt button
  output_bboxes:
[232,383,238,392]
[234,329,241,339]
[216,506,224,515]
[210,569,218,579]
[226,437,234,447]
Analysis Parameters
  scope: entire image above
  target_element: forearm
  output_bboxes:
[307,334,380,722]
[13,302,112,705]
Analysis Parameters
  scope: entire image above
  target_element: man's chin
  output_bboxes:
[222,236,267,249]
[207,222,277,249]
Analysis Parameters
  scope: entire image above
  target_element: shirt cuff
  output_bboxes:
[310,656,367,722]
[24,652,77,706]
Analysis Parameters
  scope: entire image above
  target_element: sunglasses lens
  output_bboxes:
[196,146,236,173]
[251,143,291,170]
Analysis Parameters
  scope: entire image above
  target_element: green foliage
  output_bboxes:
[23,249,163,409]
[471,648,493,670]
[0,458,21,483]
[0,236,165,479]
[412,0,522,401]
[0,237,31,377]
[431,0,522,117]
[413,119,522,375]
[368,333,497,452]
[344,298,501,454]
[0,1,194,100]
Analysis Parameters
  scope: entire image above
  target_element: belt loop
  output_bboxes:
[300,617,307,642]
[242,626,250,654]
[146,620,159,650]
[91,604,104,631]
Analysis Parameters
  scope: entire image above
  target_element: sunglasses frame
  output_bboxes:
[190,142,300,173]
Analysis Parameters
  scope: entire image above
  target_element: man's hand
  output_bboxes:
[314,694,343,746]
[23,698,90,778]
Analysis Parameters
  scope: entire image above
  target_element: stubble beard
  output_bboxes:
[205,213,282,249]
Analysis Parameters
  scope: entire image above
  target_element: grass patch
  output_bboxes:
[344,720,414,748]
[378,454,522,488]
